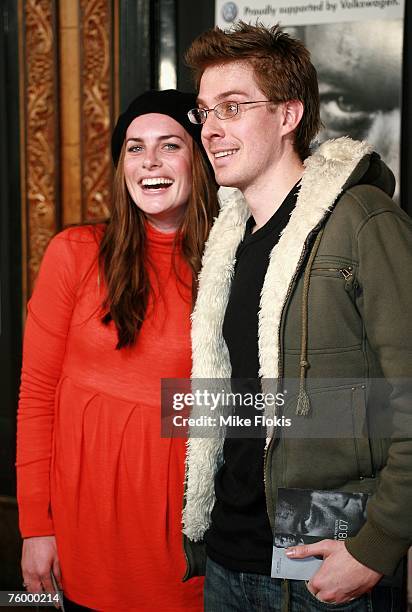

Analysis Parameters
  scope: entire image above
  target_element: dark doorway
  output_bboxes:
[0,0,21,498]
[0,0,23,592]
[118,0,215,109]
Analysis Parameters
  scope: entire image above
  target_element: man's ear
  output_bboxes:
[281,100,304,136]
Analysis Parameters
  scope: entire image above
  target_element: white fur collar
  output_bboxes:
[183,138,373,541]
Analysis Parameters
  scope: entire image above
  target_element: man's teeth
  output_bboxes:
[141,178,174,186]
[214,149,237,159]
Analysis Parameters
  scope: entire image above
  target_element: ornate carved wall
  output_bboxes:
[21,0,59,297]
[80,0,114,220]
[19,0,118,301]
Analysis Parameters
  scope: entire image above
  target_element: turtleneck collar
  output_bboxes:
[145,220,181,252]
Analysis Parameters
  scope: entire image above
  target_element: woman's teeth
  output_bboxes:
[141,177,174,188]
[142,178,173,186]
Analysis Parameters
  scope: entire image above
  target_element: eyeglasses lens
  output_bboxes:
[215,102,238,120]
[188,108,206,125]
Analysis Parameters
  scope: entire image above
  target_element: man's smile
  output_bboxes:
[212,149,238,159]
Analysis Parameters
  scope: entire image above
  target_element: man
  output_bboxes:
[182,22,412,611]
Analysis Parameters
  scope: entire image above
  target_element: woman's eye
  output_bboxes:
[127,144,143,153]
[163,143,179,150]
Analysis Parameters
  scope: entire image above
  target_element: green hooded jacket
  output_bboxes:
[182,138,412,579]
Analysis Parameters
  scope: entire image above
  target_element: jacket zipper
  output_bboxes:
[263,243,310,532]
[312,266,353,280]
[340,267,353,280]
[182,533,190,581]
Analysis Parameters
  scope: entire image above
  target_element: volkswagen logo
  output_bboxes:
[221,2,238,23]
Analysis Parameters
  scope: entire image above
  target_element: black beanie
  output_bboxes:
[111,89,202,166]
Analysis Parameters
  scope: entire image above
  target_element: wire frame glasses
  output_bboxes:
[187,100,270,125]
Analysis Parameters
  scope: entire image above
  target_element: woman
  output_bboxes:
[16,89,218,611]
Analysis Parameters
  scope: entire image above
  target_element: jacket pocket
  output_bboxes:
[311,264,357,292]
[279,384,374,490]
[351,385,374,479]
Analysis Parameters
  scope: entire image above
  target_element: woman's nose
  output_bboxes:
[142,150,161,169]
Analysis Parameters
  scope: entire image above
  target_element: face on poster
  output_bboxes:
[215,0,405,201]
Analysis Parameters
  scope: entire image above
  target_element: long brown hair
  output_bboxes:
[99,139,218,349]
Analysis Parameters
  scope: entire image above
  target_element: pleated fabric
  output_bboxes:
[17,223,203,611]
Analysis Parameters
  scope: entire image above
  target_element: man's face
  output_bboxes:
[198,61,286,193]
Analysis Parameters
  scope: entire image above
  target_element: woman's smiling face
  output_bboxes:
[123,113,193,231]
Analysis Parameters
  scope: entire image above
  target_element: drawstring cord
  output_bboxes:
[296,228,324,417]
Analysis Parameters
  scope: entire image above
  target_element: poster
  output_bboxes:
[215,1,404,27]
[215,0,405,201]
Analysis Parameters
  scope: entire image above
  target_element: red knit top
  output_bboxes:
[16,224,203,611]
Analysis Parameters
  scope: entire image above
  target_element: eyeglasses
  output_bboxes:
[187,100,271,125]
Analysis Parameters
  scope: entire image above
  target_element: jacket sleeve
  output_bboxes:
[16,234,77,537]
[345,205,412,575]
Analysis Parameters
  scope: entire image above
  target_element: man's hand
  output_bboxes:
[22,536,62,595]
[286,539,382,604]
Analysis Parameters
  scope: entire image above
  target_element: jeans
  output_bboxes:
[204,557,405,612]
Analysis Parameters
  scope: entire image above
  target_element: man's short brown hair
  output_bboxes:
[185,22,321,160]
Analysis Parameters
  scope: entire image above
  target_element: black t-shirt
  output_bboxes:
[205,182,300,575]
